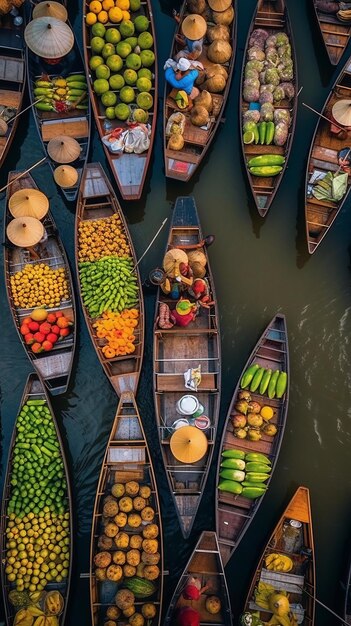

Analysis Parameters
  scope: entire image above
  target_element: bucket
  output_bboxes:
[172,418,189,430]
[176,395,199,416]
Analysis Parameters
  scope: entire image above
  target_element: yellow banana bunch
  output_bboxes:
[255,581,275,610]
[53,78,67,88]
[265,553,293,572]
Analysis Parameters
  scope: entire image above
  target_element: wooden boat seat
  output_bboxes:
[41,118,89,142]
[165,148,199,164]
[156,372,217,392]
[0,88,21,107]
[0,56,24,82]
[183,120,210,147]
[155,327,218,335]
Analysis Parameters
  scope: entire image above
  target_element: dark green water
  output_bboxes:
[2,0,351,624]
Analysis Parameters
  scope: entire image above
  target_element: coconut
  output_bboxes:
[190,261,206,278]
[168,134,184,151]
[207,24,230,43]
[212,5,234,25]
[208,64,228,81]
[201,74,226,93]
[187,0,206,12]
[207,39,232,64]
[187,249,207,265]
[194,90,213,113]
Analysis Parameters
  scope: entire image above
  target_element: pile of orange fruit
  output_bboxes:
[93,309,139,358]
[86,0,131,25]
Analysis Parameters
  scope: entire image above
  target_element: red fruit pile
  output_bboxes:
[20,310,73,354]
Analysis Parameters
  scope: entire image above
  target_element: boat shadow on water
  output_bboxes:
[295,180,311,270]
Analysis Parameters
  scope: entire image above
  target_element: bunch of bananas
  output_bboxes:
[337,9,351,21]
[254,581,275,611]
[264,553,293,573]
[34,74,88,113]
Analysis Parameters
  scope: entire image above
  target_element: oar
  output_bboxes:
[131,218,168,272]
[0,97,46,128]
[0,157,47,194]
[298,585,349,626]
[302,101,346,132]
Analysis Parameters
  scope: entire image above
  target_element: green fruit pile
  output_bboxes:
[241,363,287,399]
[4,399,70,593]
[88,12,155,122]
[218,449,271,499]
[79,256,139,317]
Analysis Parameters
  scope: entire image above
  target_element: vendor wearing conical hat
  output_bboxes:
[175,13,207,61]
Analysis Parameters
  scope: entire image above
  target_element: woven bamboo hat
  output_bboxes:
[54,165,79,188]
[181,14,207,40]
[24,16,74,59]
[47,135,81,163]
[9,188,49,219]
[208,0,231,11]
[332,99,351,126]
[163,248,188,277]
[32,1,68,22]
[170,425,208,463]
[7,217,44,247]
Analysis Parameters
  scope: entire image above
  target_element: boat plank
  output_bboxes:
[312,1,351,65]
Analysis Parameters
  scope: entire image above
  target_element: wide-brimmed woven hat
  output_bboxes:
[181,14,207,40]
[208,0,232,11]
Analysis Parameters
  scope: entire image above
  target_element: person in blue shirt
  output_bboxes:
[174,13,207,61]
[165,57,200,101]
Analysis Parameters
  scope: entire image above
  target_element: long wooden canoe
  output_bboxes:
[240,0,298,216]
[164,531,232,625]
[90,392,163,626]
[216,314,289,567]
[312,0,351,66]
[241,486,315,626]
[26,1,90,202]
[4,171,76,395]
[305,55,351,254]
[0,372,73,626]
[82,0,157,200]
[75,163,144,396]
[0,7,26,170]
[153,196,221,538]
[163,0,237,182]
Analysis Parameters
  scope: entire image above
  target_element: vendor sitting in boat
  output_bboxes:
[164,57,200,104]
[182,575,212,600]
[172,299,198,326]
[173,13,207,61]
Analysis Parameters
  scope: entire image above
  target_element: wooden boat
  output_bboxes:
[26,0,90,202]
[163,0,237,182]
[4,171,76,395]
[82,0,157,200]
[0,6,26,170]
[240,0,298,216]
[305,55,351,254]
[0,372,73,626]
[164,531,232,625]
[240,486,315,626]
[90,392,163,626]
[153,196,221,538]
[216,314,289,567]
[75,163,144,396]
[312,0,351,66]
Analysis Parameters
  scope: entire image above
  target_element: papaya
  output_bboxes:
[221,448,245,460]
[218,480,243,495]
[245,452,271,465]
[245,462,271,474]
[265,121,275,145]
[258,121,266,145]
[245,472,270,483]
[241,363,259,389]
[220,458,246,470]
[259,368,272,395]
[242,486,266,499]
[249,165,283,177]
[276,371,287,398]
[250,366,265,392]
[248,154,285,167]
[267,370,280,399]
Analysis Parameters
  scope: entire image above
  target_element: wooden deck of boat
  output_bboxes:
[313,2,351,66]
[76,163,144,396]
[241,0,298,216]
[164,531,232,625]
[243,486,315,626]
[305,57,351,254]
[216,314,289,566]
[4,172,76,395]
[164,0,237,182]
[26,1,90,202]
[82,0,157,200]
[0,373,73,626]
[154,197,221,538]
[90,392,163,626]
[0,9,25,169]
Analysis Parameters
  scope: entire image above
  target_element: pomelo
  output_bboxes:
[95,64,110,80]
[101,43,115,59]
[101,91,117,106]
[106,54,123,72]
[126,52,141,70]
[109,74,125,90]
[115,103,130,120]
[105,28,121,44]
[91,36,105,54]
[89,55,104,71]
[120,85,135,103]
[93,78,110,95]
[134,15,149,32]
[124,69,138,85]
[116,41,132,58]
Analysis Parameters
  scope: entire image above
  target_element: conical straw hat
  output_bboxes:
[170,425,208,463]
[332,99,351,126]
[181,14,207,40]
[32,1,68,22]
[24,16,74,59]
[208,0,232,11]
[47,135,81,163]
[54,165,78,188]
[7,217,44,247]
[9,188,49,220]
[163,248,188,276]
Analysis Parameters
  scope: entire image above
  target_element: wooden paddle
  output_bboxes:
[0,157,47,194]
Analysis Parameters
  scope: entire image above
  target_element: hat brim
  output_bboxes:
[181,14,207,40]
[208,0,232,10]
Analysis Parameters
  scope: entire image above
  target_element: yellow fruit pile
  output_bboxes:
[10,264,70,310]
[93,309,139,358]
[86,0,131,25]
[78,214,131,262]
[5,510,70,593]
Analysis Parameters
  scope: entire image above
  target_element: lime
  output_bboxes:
[243,130,255,144]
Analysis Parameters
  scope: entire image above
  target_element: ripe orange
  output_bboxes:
[122,10,130,20]
[102,0,114,9]
[97,10,109,22]
[116,0,130,9]
[86,11,97,25]
[108,6,123,22]
[89,0,102,13]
